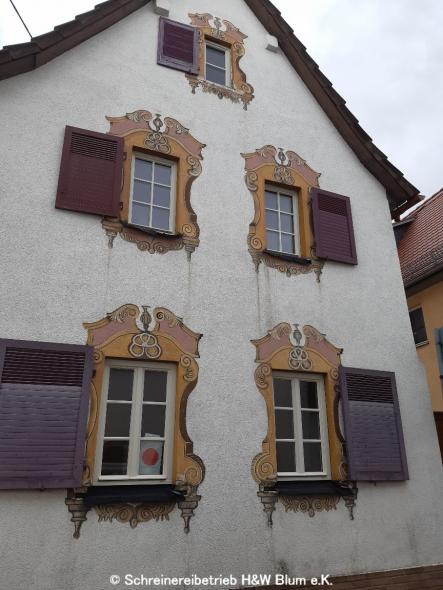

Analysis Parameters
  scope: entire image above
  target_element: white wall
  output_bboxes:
[0,1,442,588]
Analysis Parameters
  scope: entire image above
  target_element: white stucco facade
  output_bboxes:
[0,1,442,589]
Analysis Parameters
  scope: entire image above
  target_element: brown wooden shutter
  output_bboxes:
[0,339,93,489]
[311,188,357,264]
[157,17,198,74]
[55,126,123,217]
[339,366,408,481]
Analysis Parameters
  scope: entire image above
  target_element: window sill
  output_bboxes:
[276,480,354,498]
[83,484,184,508]
[126,223,180,238]
[264,250,312,265]
[415,340,429,348]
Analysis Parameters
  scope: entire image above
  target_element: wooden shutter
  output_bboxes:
[339,366,408,481]
[157,17,198,74]
[55,126,123,217]
[311,188,357,264]
[0,339,93,489]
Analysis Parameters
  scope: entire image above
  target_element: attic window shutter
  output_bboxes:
[157,17,198,74]
[311,188,357,264]
[0,339,93,490]
[55,126,123,217]
[339,366,408,481]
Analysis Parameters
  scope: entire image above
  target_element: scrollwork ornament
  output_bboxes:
[145,130,171,154]
[180,355,197,382]
[187,155,202,177]
[288,346,312,370]
[245,171,258,192]
[95,503,175,528]
[274,165,294,185]
[255,363,272,389]
[280,495,340,517]
[129,333,162,359]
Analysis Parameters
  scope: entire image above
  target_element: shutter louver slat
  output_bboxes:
[157,17,198,74]
[0,339,93,490]
[339,366,408,481]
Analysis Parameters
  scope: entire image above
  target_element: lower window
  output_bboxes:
[273,372,330,479]
[95,360,176,484]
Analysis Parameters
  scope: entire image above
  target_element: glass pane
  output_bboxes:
[139,440,164,475]
[134,158,152,181]
[265,209,279,230]
[101,440,129,476]
[302,411,320,439]
[265,190,278,209]
[144,371,168,402]
[153,184,171,208]
[281,233,295,254]
[154,164,171,185]
[273,378,292,407]
[108,369,134,401]
[151,206,170,230]
[133,179,151,204]
[206,45,226,68]
[275,409,294,439]
[132,202,150,227]
[266,230,280,251]
[300,381,318,408]
[206,64,226,85]
[303,442,323,472]
[280,194,293,213]
[280,212,294,233]
[276,441,296,472]
[104,403,132,437]
[141,404,166,437]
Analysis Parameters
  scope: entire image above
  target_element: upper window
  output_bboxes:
[205,42,230,86]
[130,154,176,233]
[265,185,300,256]
[273,372,330,479]
[96,360,176,484]
[409,307,427,346]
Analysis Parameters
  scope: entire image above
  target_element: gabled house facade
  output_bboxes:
[0,1,442,588]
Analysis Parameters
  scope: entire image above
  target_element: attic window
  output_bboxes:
[205,42,230,86]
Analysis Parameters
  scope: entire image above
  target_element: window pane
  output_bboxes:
[276,441,296,472]
[139,440,164,475]
[153,184,171,208]
[206,64,226,85]
[265,190,278,209]
[101,440,129,476]
[281,234,295,254]
[143,371,168,402]
[273,378,292,407]
[265,209,279,230]
[108,369,134,401]
[206,45,226,68]
[266,230,280,251]
[132,202,150,227]
[280,194,293,213]
[302,411,320,439]
[303,442,323,472]
[300,381,318,409]
[275,409,294,439]
[141,405,166,437]
[134,158,152,181]
[133,180,151,204]
[154,164,171,185]
[280,212,294,233]
[152,206,170,230]
[104,403,132,437]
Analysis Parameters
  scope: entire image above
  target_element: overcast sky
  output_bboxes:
[1,0,442,198]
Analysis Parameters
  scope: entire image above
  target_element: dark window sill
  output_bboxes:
[276,480,354,497]
[415,340,429,348]
[83,484,184,508]
[264,249,312,266]
[125,223,180,239]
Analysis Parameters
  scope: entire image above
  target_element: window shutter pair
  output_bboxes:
[311,188,358,265]
[340,367,408,481]
[157,17,199,74]
[0,339,93,490]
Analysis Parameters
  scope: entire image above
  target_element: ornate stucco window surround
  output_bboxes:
[102,110,205,258]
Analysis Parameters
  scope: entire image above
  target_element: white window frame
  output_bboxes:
[94,359,176,485]
[129,152,177,234]
[273,371,330,480]
[265,184,301,256]
[204,40,231,87]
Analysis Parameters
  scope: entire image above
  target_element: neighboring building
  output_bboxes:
[396,188,443,459]
[0,1,442,589]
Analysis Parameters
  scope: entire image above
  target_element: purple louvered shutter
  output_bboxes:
[339,366,408,481]
[157,17,198,74]
[55,126,123,217]
[0,339,93,489]
[311,188,357,264]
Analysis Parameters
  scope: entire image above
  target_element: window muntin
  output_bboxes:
[265,186,300,255]
[97,360,176,483]
[205,42,230,86]
[409,307,428,346]
[273,372,330,478]
[130,153,176,233]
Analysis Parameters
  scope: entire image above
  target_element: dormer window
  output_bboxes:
[205,42,230,86]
